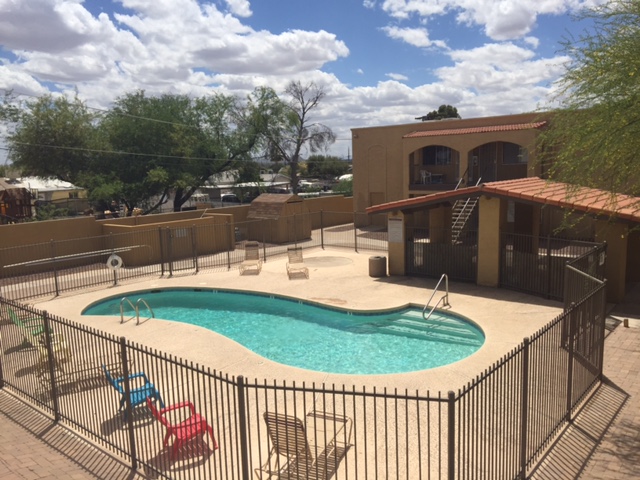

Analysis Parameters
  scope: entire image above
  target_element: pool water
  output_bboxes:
[83,289,485,375]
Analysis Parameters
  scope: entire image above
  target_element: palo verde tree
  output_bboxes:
[256,81,336,194]
[539,0,640,196]
[415,105,461,121]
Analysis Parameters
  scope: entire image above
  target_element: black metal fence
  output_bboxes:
[500,233,603,301]
[405,228,478,282]
[0,212,388,301]
[0,246,606,479]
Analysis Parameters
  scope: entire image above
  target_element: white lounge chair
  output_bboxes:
[239,241,262,275]
[286,247,309,279]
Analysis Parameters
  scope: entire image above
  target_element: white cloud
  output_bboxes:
[381,26,447,48]
[386,72,409,81]
[377,0,607,40]
[225,0,252,17]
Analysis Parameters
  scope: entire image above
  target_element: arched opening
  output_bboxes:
[468,141,528,184]
[409,145,460,187]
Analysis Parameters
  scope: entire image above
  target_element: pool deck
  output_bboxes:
[1,247,639,479]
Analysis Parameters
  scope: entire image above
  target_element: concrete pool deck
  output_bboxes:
[33,247,564,393]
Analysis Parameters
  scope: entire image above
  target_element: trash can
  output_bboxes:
[369,256,387,277]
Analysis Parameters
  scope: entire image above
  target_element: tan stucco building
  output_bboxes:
[353,112,640,303]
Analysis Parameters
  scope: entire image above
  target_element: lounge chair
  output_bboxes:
[240,241,262,275]
[102,364,164,418]
[35,333,73,378]
[255,410,352,479]
[286,247,309,279]
[8,307,48,345]
[147,398,218,460]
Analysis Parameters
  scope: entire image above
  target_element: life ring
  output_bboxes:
[107,254,123,270]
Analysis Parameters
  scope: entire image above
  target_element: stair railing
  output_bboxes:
[135,298,155,325]
[423,274,450,321]
[120,297,136,324]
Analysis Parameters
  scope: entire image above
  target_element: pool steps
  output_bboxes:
[358,310,483,347]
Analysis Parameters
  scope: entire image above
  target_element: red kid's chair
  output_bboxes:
[147,397,218,460]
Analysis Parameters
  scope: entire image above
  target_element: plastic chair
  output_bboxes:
[255,410,352,479]
[147,397,218,460]
[286,247,309,279]
[8,307,48,345]
[239,241,262,275]
[102,364,164,418]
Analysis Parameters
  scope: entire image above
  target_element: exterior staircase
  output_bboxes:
[451,197,478,244]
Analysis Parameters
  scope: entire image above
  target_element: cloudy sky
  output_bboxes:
[0,0,604,159]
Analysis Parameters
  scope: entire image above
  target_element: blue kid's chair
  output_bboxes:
[102,364,164,418]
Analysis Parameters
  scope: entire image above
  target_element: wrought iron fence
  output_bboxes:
[0,212,388,302]
[0,252,606,480]
[406,228,477,282]
[500,233,603,301]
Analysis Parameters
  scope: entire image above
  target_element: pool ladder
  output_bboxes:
[120,297,155,325]
[423,274,450,321]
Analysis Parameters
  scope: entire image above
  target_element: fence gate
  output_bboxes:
[160,226,197,275]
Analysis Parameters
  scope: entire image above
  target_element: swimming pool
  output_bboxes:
[83,289,485,375]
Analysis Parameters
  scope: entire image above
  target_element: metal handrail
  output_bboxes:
[120,297,136,324]
[135,298,155,325]
[423,274,451,321]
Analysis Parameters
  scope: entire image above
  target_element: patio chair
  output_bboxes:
[35,333,73,377]
[239,241,262,275]
[147,398,218,460]
[102,364,164,418]
[8,307,48,345]
[286,247,309,279]
[255,410,353,479]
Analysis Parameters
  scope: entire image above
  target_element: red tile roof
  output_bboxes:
[403,122,547,139]
[366,177,640,223]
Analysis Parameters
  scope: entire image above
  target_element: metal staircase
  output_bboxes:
[451,175,481,244]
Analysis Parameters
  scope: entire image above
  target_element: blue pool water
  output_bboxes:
[83,289,485,375]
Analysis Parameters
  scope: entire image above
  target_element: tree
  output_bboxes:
[539,0,640,196]
[97,90,263,213]
[306,154,349,179]
[2,93,101,183]
[415,105,461,122]
[257,81,336,194]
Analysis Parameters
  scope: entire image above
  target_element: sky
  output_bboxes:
[0,0,606,161]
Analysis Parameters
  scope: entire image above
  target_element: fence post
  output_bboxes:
[520,337,530,479]
[167,228,174,277]
[353,212,358,252]
[262,220,267,262]
[293,214,298,247]
[110,233,118,287]
[119,336,138,470]
[43,311,60,422]
[226,222,232,270]
[192,225,199,273]
[158,227,166,276]
[236,375,251,480]
[319,210,325,249]
[565,303,576,422]
[50,240,60,297]
[546,234,552,299]
[447,390,456,480]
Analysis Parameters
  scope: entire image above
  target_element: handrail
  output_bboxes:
[135,298,155,325]
[120,297,136,324]
[423,274,450,321]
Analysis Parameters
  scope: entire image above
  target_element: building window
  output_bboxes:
[69,191,79,199]
[503,142,528,164]
[422,145,452,165]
